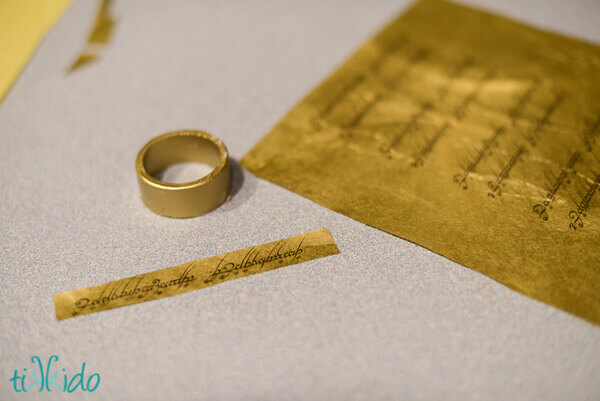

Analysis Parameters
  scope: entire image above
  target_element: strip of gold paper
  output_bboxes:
[68,0,116,72]
[242,0,600,324]
[54,228,339,320]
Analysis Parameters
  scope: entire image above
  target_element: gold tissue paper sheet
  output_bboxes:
[54,228,339,320]
[242,0,600,324]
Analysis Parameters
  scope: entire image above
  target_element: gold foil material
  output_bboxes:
[54,228,339,320]
[242,0,600,324]
[68,0,116,72]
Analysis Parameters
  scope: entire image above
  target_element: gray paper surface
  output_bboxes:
[1,1,599,400]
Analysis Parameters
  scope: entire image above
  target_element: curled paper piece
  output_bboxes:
[68,0,116,72]
[54,227,339,320]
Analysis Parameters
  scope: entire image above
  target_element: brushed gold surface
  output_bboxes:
[242,0,600,324]
[136,130,231,218]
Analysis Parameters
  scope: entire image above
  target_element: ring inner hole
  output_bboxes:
[144,135,221,184]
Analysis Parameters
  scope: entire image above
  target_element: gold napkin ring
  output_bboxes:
[135,130,231,218]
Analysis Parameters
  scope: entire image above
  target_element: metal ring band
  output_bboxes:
[135,130,231,218]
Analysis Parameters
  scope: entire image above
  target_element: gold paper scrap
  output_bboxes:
[242,0,600,325]
[54,227,339,320]
[68,0,116,72]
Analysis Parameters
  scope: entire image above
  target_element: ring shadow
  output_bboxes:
[217,158,257,213]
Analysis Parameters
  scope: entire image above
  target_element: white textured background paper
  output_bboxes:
[1,0,599,400]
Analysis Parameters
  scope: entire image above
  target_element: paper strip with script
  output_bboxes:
[54,227,339,320]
